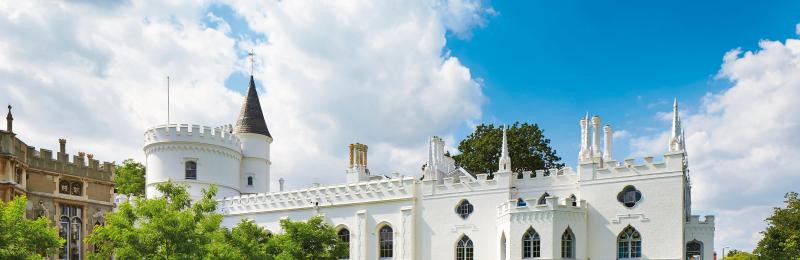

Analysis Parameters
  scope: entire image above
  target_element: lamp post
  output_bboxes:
[721,246,730,259]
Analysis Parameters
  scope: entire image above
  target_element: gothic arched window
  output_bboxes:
[537,192,550,205]
[185,161,197,180]
[569,194,577,207]
[455,199,474,219]
[617,226,642,259]
[247,176,254,186]
[338,228,350,259]
[455,235,474,260]
[522,227,540,258]
[561,227,575,258]
[686,240,702,260]
[378,225,393,258]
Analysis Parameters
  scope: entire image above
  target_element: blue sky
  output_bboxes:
[217,0,800,164]
[445,0,800,163]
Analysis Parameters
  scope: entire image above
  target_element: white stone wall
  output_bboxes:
[144,124,242,200]
[237,132,271,194]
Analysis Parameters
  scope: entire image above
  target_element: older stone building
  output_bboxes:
[0,105,115,260]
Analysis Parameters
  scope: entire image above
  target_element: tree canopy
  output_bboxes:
[114,159,146,196]
[754,191,800,259]
[0,196,64,259]
[726,249,758,260]
[87,181,239,259]
[453,122,563,175]
[88,181,347,260]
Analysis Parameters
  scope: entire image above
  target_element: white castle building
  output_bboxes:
[143,76,715,260]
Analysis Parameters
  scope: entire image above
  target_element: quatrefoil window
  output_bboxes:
[455,199,474,219]
[617,185,642,208]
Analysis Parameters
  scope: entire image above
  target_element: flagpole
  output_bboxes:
[167,76,170,124]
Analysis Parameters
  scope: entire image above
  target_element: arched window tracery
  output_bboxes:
[617,226,642,259]
[522,227,540,258]
[455,235,474,260]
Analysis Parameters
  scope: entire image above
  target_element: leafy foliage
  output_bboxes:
[453,122,563,175]
[754,191,800,259]
[726,249,758,260]
[115,159,146,196]
[87,181,239,259]
[88,181,347,260]
[265,216,348,259]
[0,196,64,259]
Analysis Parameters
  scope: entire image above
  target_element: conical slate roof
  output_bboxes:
[234,76,272,137]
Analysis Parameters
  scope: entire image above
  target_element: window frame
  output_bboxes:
[561,227,575,259]
[617,226,642,259]
[522,227,541,258]
[455,235,474,260]
[378,225,393,259]
[455,199,474,219]
[184,160,197,180]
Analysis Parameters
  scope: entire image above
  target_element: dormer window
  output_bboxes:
[247,176,254,186]
[185,161,197,180]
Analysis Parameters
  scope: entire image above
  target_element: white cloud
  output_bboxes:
[630,25,800,253]
[0,1,489,191]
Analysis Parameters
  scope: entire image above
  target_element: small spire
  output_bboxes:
[499,125,511,172]
[669,98,683,152]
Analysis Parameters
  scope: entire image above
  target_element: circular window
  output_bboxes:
[455,200,474,219]
[617,185,643,208]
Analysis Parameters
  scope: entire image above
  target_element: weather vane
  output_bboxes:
[248,49,255,76]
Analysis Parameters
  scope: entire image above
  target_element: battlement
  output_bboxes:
[686,215,715,225]
[497,195,586,217]
[144,124,242,153]
[23,146,115,182]
[572,151,686,183]
[218,176,415,215]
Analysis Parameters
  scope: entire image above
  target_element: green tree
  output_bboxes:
[754,191,800,259]
[453,122,563,175]
[726,250,758,260]
[87,181,240,260]
[115,159,146,196]
[228,219,272,259]
[266,216,347,260]
[0,196,64,259]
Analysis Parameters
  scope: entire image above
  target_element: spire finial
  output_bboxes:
[669,98,683,152]
[6,104,12,133]
[499,124,511,172]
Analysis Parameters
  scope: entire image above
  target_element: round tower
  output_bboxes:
[234,76,272,194]
[143,124,243,200]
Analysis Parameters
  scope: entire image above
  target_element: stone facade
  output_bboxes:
[0,106,115,260]
[143,76,715,259]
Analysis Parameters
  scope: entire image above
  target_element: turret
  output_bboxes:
[578,113,591,162]
[591,115,602,159]
[235,76,273,194]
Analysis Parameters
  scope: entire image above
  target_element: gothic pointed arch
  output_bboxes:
[617,225,642,259]
[455,234,474,260]
[561,226,575,258]
[537,192,550,205]
[522,227,540,258]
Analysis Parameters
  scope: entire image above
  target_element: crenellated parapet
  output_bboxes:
[579,152,684,181]
[144,124,242,154]
[23,146,114,182]
[218,176,415,215]
[513,167,577,188]
[497,195,586,222]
